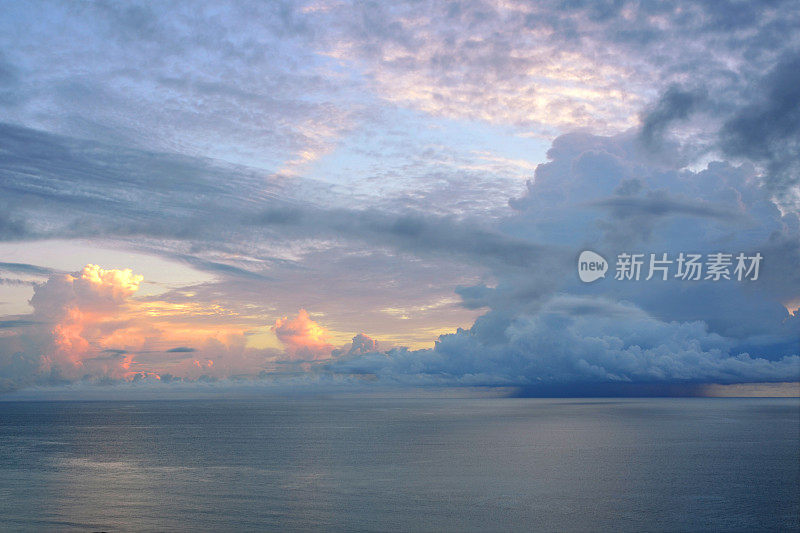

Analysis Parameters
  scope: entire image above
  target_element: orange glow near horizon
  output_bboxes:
[28,264,395,380]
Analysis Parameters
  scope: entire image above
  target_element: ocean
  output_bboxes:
[0,397,797,531]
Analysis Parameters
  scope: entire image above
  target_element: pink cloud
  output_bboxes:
[272,309,334,360]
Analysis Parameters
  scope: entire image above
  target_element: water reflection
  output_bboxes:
[0,398,797,531]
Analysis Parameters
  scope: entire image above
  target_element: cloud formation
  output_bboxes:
[332,127,800,390]
[0,1,798,395]
[28,264,143,378]
[720,51,800,208]
[272,309,334,361]
[0,264,288,388]
[332,296,799,388]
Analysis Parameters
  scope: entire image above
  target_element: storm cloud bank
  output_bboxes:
[331,130,800,389]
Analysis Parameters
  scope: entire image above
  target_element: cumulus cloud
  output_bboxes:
[77,264,142,298]
[332,333,379,358]
[25,264,143,378]
[0,264,289,388]
[636,51,800,211]
[333,127,800,390]
[272,309,334,361]
[332,296,799,388]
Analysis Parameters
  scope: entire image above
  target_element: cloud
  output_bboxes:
[29,264,142,319]
[0,262,60,276]
[509,130,799,355]
[0,319,39,328]
[590,193,736,220]
[720,51,800,207]
[0,264,284,387]
[332,127,800,389]
[332,333,379,358]
[3,0,796,181]
[0,1,359,170]
[309,0,800,141]
[0,122,552,277]
[332,296,800,389]
[639,85,708,146]
[348,333,378,354]
[74,264,143,302]
[166,346,196,353]
[590,189,741,246]
[318,2,643,133]
[1,1,798,396]
[26,264,143,377]
[272,309,334,361]
[253,205,562,272]
[633,51,800,211]
[0,209,29,240]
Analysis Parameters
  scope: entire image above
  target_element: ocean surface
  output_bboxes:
[0,397,797,532]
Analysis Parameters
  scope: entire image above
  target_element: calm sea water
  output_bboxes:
[0,397,797,532]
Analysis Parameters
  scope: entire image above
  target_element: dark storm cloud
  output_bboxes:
[720,51,800,200]
[632,51,800,207]
[331,296,799,388]
[334,129,799,388]
[640,86,708,146]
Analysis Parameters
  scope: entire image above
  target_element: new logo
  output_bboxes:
[578,250,608,283]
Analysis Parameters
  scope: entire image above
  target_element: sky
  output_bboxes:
[0,0,798,397]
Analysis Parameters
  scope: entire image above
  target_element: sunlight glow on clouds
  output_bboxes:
[19,264,263,382]
[0,0,798,396]
[33,265,145,378]
[76,264,143,302]
[1,263,393,385]
[273,309,335,361]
